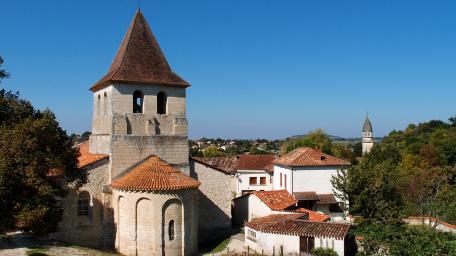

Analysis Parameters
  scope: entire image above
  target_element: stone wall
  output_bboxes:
[112,189,198,256]
[109,135,189,180]
[190,160,236,240]
[51,159,113,249]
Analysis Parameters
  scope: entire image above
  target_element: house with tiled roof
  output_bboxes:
[244,214,354,256]
[50,10,200,256]
[232,190,330,226]
[273,147,351,220]
[192,154,276,197]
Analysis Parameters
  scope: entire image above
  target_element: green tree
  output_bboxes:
[282,129,332,154]
[80,131,91,141]
[356,223,456,256]
[311,248,338,256]
[202,145,225,157]
[248,145,267,155]
[332,144,404,224]
[0,64,86,236]
[0,56,9,81]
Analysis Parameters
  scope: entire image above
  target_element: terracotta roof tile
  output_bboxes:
[284,208,331,222]
[293,191,319,201]
[77,142,109,168]
[111,156,200,191]
[253,190,297,211]
[91,10,189,91]
[274,147,350,167]
[191,154,276,174]
[246,214,350,239]
[317,194,338,205]
[192,156,238,174]
[236,155,277,170]
[264,163,274,174]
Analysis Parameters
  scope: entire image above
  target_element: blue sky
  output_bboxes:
[1,0,455,139]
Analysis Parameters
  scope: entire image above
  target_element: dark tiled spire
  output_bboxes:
[91,10,189,91]
[363,114,373,132]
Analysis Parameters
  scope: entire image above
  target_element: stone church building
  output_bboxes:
[51,10,202,256]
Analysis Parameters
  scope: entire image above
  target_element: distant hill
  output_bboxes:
[288,134,383,143]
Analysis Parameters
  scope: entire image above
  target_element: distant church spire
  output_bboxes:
[362,114,374,155]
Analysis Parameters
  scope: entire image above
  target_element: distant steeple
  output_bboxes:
[91,10,189,92]
[362,114,374,155]
[362,114,373,133]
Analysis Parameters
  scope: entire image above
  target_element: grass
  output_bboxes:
[209,237,231,253]
[26,246,50,256]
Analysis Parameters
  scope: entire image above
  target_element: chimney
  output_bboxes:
[312,148,325,161]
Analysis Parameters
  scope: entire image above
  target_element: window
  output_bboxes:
[77,191,90,216]
[260,177,266,185]
[157,91,167,114]
[133,90,144,113]
[247,230,256,242]
[329,203,343,213]
[284,174,287,189]
[249,177,257,185]
[168,220,175,241]
[280,173,282,187]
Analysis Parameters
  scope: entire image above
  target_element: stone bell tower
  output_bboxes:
[362,114,374,155]
[88,10,190,180]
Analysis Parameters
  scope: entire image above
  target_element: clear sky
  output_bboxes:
[1,0,455,139]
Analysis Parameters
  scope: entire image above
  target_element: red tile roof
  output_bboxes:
[293,191,319,201]
[236,155,277,171]
[253,190,297,211]
[77,142,109,168]
[274,147,350,167]
[111,155,200,191]
[192,156,238,174]
[191,154,276,174]
[286,208,331,222]
[317,194,338,205]
[91,10,189,92]
[246,214,350,239]
[264,163,274,174]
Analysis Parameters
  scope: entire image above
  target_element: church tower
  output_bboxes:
[89,10,190,180]
[362,115,374,155]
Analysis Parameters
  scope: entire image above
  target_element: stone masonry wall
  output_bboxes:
[110,135,189,180]
[112,189,198,256]
[190,160,236,239]
[51,159,112,248]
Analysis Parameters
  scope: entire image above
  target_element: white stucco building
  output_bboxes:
[245,214,353,256]
[192,155,276,197]
[232,190,330,226]
[272,147,351,220]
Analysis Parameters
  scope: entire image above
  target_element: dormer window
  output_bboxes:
[157,91,167,114]
[133,90,144,113]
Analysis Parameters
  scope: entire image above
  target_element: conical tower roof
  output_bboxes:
[91,10,189,91]
[363,116,373,132]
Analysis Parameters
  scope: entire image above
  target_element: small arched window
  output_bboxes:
[77,191,90,216]
[157,91,167,114]
[133,90,144,113]
[168,220,175,241]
